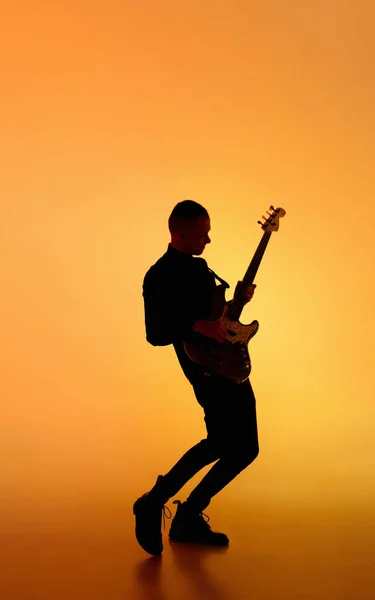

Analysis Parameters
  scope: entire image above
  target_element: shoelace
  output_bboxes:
[196,511,211,529]
[162,505,172,530]
[172,500,211,528]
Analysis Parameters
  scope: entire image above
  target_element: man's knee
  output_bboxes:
[232,443,259,468]
[209,436,259,467]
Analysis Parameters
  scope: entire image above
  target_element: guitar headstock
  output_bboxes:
[257,205,286,232]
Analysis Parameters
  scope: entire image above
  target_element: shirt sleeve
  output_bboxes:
[142,267,197,346]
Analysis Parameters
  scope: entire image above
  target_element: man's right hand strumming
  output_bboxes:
[193,319,227,344]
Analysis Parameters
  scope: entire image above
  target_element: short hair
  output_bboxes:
[168,200,209,233]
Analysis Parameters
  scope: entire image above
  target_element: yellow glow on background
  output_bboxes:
[1,0,374,533]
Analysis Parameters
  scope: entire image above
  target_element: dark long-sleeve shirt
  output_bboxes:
[142,243,229,383]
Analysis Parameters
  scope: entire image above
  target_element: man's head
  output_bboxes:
[168,200,211,256]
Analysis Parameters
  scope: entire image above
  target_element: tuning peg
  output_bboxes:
[257,220,264,226]
[270,204,275,210]
[266,210,273,216]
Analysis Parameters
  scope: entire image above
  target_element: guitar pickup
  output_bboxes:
[226,329,236,337]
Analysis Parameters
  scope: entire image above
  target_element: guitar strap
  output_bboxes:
[207,267,230,289]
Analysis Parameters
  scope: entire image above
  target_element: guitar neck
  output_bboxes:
[227,230,272,321]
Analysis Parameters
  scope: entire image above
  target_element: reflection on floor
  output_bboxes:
[1,495,374,599]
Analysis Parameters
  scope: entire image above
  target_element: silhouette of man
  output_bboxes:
[133,200,258,555]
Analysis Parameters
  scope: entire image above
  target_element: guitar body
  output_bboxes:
[183,284,259,384]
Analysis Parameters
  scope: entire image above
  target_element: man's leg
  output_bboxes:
[134,374,258,554]
[185,375,259,512]
[133,381,224,556]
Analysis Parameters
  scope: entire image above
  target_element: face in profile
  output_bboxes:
[180,216,211,255]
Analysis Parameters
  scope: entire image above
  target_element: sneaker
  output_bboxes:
[169,500,229,546]
[133,475,172,556]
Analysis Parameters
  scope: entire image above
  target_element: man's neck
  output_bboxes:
[169,242,192,256]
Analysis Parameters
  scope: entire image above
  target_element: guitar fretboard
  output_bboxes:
[227,230,272,321]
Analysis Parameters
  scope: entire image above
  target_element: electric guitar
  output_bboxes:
[183,205,286,383]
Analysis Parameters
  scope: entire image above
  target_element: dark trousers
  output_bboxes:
[157,372,259,512]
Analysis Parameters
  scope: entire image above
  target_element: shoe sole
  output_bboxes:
[169,536,229,547]
[133,498,163,556]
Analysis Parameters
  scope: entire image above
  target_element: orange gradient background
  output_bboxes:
[1,0,374,545]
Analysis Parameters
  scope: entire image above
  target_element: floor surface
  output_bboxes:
[1,496,374,599]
